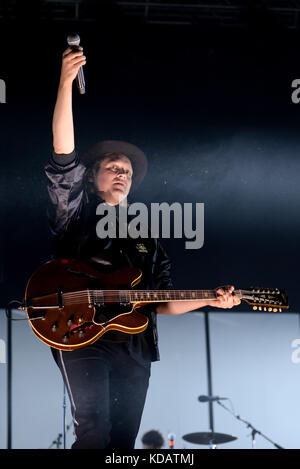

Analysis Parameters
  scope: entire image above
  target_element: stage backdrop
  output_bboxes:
[1,7,300,451]
[0,308,299,449]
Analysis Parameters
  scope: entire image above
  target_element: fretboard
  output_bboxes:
[62,289,247,305]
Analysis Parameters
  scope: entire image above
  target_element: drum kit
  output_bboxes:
[183,430,237,448]
[182,395,284,449]
[180,312,284,449]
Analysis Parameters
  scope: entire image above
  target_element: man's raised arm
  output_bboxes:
[52,46,86,154]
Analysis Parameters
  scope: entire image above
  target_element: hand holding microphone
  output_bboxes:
[59,33,86,93]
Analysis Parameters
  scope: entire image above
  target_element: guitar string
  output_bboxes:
[60,291,219,306]
[27,288,283,307]
[61,289,246,299]
[58,290,266,304]
[60,288,267,298]
[61,290,221,303]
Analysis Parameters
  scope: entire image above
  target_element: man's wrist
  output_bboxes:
[58,80,73,91]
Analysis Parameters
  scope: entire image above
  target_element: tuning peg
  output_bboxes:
[279,308,282,312]
[253,306,257,310]
[273,308,278,312]
[268,307,272,312]
[263,307,267,311]
[259,307,262,311]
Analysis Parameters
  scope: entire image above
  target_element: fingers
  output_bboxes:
[62,47,86,65]
[59,46,86,86]
[215,285,241,308]
[62,46,83,58]
[216,285,234,296]
[232,293,241,306]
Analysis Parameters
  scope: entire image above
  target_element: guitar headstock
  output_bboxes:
[242,287,289,312]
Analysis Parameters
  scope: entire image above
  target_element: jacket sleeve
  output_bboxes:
[152,239,174,290]
[44,150,86,236]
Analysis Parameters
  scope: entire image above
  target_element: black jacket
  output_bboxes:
[44,150,173,362]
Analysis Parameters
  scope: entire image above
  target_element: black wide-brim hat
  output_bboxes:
[82,140,148,190]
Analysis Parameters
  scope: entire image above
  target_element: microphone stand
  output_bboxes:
[6,304,12,449]
[48,382,70,449]
[216,399,284,449]
[63,382,66,449]
[204,312,214,434]
[48,432,63,449]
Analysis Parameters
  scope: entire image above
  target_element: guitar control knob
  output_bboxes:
[62,335,69,343]
[78,330,85,338]
[51,322,58,332]
[67,316,75,327]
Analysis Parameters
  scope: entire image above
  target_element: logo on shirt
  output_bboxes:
[136,243,148,254]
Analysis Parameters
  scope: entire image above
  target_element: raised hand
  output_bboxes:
[59,46,86,88]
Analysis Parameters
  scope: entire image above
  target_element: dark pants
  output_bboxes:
[52,342,151,449]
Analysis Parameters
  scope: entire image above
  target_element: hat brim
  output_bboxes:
[82,140,148,190]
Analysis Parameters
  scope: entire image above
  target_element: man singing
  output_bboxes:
[45,44,240,449]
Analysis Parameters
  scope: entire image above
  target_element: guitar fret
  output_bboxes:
[88,289,218,303]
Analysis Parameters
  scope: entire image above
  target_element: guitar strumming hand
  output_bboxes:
[24,258,289,351]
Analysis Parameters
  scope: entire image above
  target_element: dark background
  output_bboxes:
[0,1,300,312]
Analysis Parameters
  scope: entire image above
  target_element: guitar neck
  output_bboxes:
[61,287,287,310]
[87,289,247,304]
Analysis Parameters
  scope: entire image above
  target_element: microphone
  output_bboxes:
[198,395,228,402]
[67,33,86,94]
[168,433,175,449]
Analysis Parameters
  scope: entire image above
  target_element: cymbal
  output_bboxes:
[182,432,237,445]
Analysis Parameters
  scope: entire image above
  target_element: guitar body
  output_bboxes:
[25,258,149,351]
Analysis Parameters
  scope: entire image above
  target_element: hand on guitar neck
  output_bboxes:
[156,285,241,315]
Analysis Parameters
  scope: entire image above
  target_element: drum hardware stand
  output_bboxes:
[5,302,73,449]
[183,311,237,449]
[48,382,73,449]
[48,432,63,449]
[63,382,67,449]
[216,399,284,449]
[199,311,229,448]
[204,312,214,435]
[6,304,12,449]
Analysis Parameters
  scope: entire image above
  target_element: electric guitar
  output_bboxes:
[24,258,289,351]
